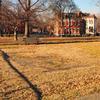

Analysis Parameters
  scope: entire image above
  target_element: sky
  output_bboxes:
[74,0,99,14]
[12,0,99,14]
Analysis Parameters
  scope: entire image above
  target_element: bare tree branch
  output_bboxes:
[30,0,39,8]
[18,0,26,11]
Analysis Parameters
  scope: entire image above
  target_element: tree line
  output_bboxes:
[0,0,79,39]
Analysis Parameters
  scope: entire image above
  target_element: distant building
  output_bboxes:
[54,12,97,36]
[64,12,82,35]
[83,14,97,35]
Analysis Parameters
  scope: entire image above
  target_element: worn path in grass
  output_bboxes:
[0,50,42,100]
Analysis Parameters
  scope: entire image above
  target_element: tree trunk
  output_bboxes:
[14,27,17,41]
[0,29,3,37]
[24,21,29,38]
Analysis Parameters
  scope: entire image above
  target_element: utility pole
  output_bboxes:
[60,5,64,37]
[68,13,71,35]
[68,5,73,35]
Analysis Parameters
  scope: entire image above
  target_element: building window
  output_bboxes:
[73,28,75,33]
[89,27,93,32]
[63,21,66,26]
[89,20,93,24]
[76,28,79,33]
[66,20,69,26]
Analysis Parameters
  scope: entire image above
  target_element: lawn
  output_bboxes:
[0,42,100,100]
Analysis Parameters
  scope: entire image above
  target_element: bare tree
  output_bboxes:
[0,0,79,38]
[0,0,20,40]
[0,0,16,36]
[18,0,48,38]
[48,0,79,36]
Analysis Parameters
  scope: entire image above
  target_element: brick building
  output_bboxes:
[54,12,97,36]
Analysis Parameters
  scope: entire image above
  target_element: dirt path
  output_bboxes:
[0,50,42,100]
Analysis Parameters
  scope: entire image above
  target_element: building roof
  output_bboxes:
[64,11,97,19]
[84,15,97,19]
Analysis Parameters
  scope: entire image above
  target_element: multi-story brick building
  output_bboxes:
[64,12,81,35]
[54,12,97,36]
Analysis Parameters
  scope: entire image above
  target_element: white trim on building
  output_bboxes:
[84,15,97,35]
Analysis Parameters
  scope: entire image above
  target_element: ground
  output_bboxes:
[0,42,100,100]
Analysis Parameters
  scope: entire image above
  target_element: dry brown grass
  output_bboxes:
[0,42,100,100]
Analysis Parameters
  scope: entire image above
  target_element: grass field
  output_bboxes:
[0,42,100,100]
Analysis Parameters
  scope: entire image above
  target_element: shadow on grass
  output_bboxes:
[0,50,42,100]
